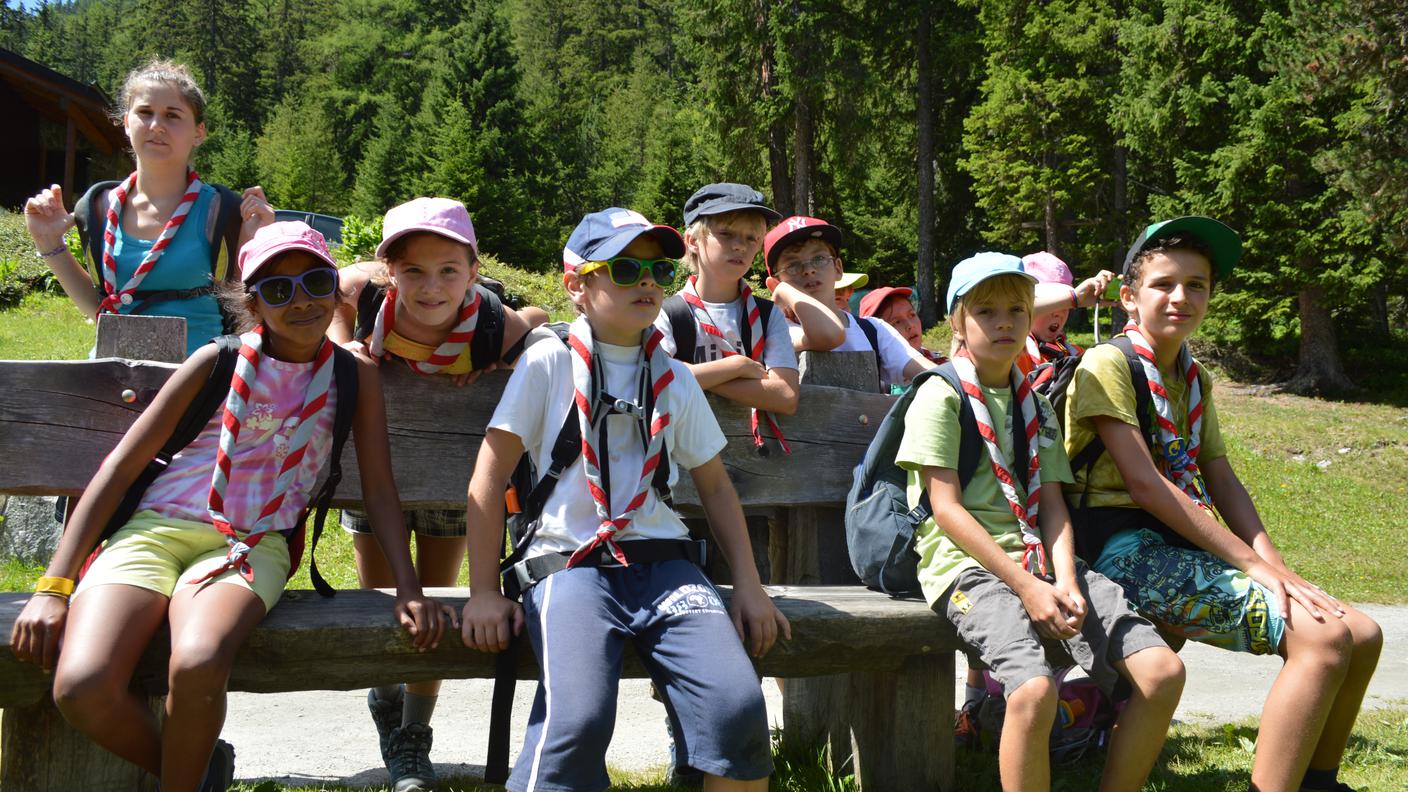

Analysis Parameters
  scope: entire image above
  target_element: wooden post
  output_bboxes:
[847,652,954,790]
[94,315,187,364]
[0,316,185,792]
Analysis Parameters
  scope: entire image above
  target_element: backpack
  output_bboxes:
[82,335,359,597]
[352,282,509,371]
[72,180,243,331]
[844,362,1033,596]
[484,323,704,784]
[660,292,775,364]
[968,667,1121,763]
[851,313,884,389]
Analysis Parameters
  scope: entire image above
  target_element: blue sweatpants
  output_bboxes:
[507,559,773,792]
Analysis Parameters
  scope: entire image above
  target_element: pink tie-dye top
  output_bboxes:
[140,355,338,535]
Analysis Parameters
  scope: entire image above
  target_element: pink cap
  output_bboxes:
[858,286,912,318]
[376,197,478,260]
[1021,251,1073,286]
[239,221,336,282]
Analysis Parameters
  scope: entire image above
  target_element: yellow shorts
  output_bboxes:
[74,510,291,612]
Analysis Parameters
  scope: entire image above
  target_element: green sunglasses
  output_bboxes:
[578,257,677,287]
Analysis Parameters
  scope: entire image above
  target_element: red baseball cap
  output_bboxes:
[763,216,843,275]
[858,286,913,318]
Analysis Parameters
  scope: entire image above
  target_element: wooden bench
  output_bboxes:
[0,315,961,791]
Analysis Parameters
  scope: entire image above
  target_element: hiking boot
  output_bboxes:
[954,697,982,751]
[368,687,404,765]
[198,739,235,792]
[386,722,437,792]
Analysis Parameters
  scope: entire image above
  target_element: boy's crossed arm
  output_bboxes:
[921,466,1084,640]
[700,364,800,416]
[690,455,791,658]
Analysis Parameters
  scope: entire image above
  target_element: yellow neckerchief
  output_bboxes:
[382,328,472,374]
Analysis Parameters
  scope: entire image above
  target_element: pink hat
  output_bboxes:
[239,221,336,282]
[1021,251,1073,286]
[858,286,912,318]
[376,197,478,260]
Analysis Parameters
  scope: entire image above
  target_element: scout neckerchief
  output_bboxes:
[368,286,481,375]
[564,316,674,568]
[1122,322,1212,509]
[195,326,335,585]
[1025,334,1080,367]
[951,353,1047,576]
[99,168,203,316]
[679,275,790,455]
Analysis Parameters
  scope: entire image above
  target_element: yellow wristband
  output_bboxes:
[35,576,76,597]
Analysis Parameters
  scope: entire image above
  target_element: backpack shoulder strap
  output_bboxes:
[662,294,696,363]
[931,362,983,489]
[1108,336,1154,442]
[469,283,507,371]
[353,283,385,342]
[854,314,884,388]
[306,345,360,597]
[73,180,120,287]
[98,335,240,545]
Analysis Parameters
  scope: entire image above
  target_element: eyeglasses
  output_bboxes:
[778,255,837,277]
[577,257,676,287]
[247,268,339,306]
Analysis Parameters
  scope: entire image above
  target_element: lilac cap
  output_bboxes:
[1021,251,1073,286]
[239,221,336,282]
[563,208,685,272]
[376,197,478,260]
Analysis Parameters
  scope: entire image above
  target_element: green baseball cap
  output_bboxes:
[1121,216,1241,277]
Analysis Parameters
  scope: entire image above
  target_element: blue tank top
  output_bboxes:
[107,183,223,357]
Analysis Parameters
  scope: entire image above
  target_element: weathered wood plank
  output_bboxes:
[0,358,895,508]
[0,587,958,708]
[93,314,185,364]
[1,697,162,792]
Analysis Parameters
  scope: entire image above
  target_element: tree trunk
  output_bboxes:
[1283,283,1356,395]
[915,1,938,325]
[1112,145,1128,270]
[792,95,814,217]
[760,12,793,215]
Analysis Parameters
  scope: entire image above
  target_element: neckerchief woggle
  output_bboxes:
[99,168,204,316]
[1122,322,1212,510]
[564,316,674,568]
[369,285,481,374]
[678,275,790,455]
[195,326,335,584]
[952,353,1047,576]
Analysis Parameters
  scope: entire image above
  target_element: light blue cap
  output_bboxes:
[946,252,1037,313]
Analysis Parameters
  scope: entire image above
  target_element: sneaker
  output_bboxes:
[368,687,405,766]
[954,697,982,751]
[198,739,235,792]
[386,722,437,792]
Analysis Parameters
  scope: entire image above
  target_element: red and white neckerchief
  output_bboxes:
[98,168,203,316]
[951,353,1047,576]
[1122,322,1212,509]
[194,326,335,585]
[367,286,481,374]
[564,316,674,568]
[678,275,790,455]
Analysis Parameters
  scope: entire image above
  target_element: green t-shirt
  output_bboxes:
[1061,341,1226,510]
[895,376,1074,607]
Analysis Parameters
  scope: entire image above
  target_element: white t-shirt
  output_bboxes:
[787,312,919,391]
[655,295,798,371]
[488,332,726,559]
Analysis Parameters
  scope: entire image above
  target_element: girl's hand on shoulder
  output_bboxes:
[9,594,70,671]
[729,583,790,658]
[239,186,275,235]
[461,591,524,654]
[23,185,76,250]
[341,340,379,366]
[394,592,459,652]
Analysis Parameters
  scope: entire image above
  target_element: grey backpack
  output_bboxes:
[844,363,1031,596]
